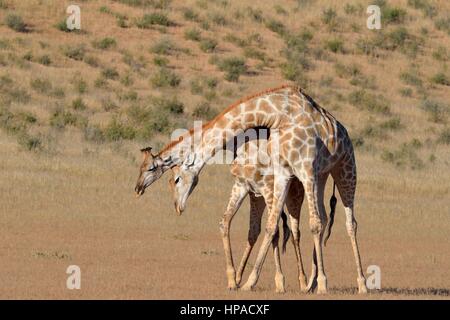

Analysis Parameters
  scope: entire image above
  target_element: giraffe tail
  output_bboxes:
[324,181,337,247]
[281,209,290,254]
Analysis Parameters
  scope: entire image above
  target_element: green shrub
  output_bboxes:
[192,101,217,120]
[400,70,422,87]
[50,110,86,129]
[217,57,247,82]
[102,67,119,80]
[71,97,87,110]
[153,56,169,67]
[84,55,100,67]
[18,133,41,151]
[432,46,448,61]
[383,6,406,24]
[5,14,27,32]
[136,13,173,28]
[30,78,52,94]
[334,63,360,78]
[74,78,88,94]
[92,37,117,50]
[265,19,286,36]
[63,44,86,61]
[104,118,136,141]
[407,0,437,18]
[380,117,402,130]
[435,16,450,35]
[421,99,448,123]
[150,67,181,87]
[199,38,218,53]
[321,8,337,25]
[438,128,450,145]
[153,96,184,114]
[184,28,201,41]
[183,8,199,21]
[151,38,176,55]
[431,72,450,86]
[348,89,390,114]
[55,20,71,32]
[37,55,51,66]
[325,38,345,53]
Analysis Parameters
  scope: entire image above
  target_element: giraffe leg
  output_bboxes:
[285,179,308,292]
[240,176,291,292]
[220,182,248,290]
[271,223,286,293]
[235,193,264,286]
[302,172,329,294]
[332,156,367,294]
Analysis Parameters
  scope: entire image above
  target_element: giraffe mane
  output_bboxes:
[157,84,300,156]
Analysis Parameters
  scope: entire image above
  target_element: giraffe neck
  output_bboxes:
[158,85,300,172]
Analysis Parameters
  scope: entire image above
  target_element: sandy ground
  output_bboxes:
[0,133,449,300]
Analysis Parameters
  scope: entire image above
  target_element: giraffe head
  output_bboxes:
[168,165,198,215]
[135,147,166,197]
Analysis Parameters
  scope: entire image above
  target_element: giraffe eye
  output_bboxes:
[174,176,181,184]
[147,165,156,172]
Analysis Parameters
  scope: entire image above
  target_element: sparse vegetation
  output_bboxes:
[92,37,117,50]
[5,14,27,32]
[150,68,181,87]
[216,57,247,82]
[136,13,173,28]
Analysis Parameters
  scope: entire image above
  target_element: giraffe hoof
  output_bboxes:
[227,284,238,291]
[240,284,255,292]
[275,288,286,294]
[316,288,328,295]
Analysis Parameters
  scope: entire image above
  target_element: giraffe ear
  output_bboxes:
[182,153,196,168]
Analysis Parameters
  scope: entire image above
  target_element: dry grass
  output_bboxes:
[0,0,449,299]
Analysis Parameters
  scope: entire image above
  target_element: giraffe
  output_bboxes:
[135,85,368,294]
[167,138,310,293]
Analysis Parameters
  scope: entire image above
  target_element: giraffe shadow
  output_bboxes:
[329,286,450,297]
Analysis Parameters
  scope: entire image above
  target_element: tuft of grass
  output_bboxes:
[382,6,407,24]
[192,101,217,120]
[199,38,218,53]
[150,67,181,87]
[30,78,52,94]
[437,128,450,145]
[325,38,345,54]
[435,16,450,35]
[151,38,176,55]
[407,0,437,18]
[37,55,51,66]
[217,57,247,82]
[184,28,201,41]
[183,8,199,21]
[153,96,184,114]
[153,56,169,67]
[50,109,86,129]
[102,67,119,80]
[420,99,448,123]
[265,19,286,36]
[431,72,450,86]
[104,118,136,141]
[432,46,448,62]
[5,14,27,32]
[348,89,390,114]
[136,13,173,28]
[322,8,337,25]
[92,37,117,50]
[62,44,86,61]
[18,133,42,151]
[400,70,422,87]
[71,97,87,111]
